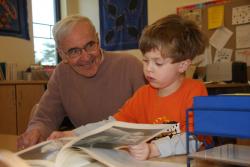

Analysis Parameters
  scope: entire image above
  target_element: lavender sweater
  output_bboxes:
[28,51,145,138]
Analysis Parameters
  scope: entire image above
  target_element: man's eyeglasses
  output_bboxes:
[64,41,98,59]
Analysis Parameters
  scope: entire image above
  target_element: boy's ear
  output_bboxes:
[178,59,192,73]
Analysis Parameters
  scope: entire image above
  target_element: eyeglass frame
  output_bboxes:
[59,40,99,59]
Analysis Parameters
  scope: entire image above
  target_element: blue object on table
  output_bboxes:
[186,95,250,167]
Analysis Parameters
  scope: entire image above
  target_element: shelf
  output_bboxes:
[189,144,250,166]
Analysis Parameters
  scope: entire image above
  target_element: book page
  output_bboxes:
[54,121,179,167]
[67,121,178,150]
[54,147,102,167]
[17,137,74,161]
[16,121,179,167]
[79,147,185,167]
[0,150,31,167]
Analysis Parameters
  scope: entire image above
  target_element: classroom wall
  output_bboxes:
[0,0,209,72]
[0,0,34,72]
[73,0,210,60]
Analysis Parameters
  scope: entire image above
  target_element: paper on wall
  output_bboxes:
[235,48,250,66]
[232,5,250,25]
[214,48,233,63]
[209,27,233,51]
[236,24,250,49]
[208,5,224,29]
[178,8,202,28]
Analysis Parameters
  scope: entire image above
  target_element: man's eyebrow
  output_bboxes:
[69,40,95,50]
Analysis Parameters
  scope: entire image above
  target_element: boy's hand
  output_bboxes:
[47,130,75,140]
[128,143,160,160]
[128,143,150,160]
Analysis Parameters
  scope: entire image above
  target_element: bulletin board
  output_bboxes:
[177,0,250,79]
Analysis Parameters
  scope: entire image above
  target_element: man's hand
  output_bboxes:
[47,130,75,140]
[17,128,44,150]
[128,142,160,160]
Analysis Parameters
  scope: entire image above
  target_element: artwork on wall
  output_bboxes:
[0,0,29,40]
[99,0,147,51]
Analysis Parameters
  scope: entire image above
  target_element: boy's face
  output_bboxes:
[142,49,190,90]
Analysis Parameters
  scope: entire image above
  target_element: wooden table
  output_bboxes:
[155,155,228,167]
[205,82,250,95]
[0,134,17,152]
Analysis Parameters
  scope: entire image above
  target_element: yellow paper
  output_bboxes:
[208,5,224,29]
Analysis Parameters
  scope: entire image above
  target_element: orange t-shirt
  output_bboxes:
[114,78,208,132]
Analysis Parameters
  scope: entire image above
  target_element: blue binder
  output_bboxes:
[193,96,250,138]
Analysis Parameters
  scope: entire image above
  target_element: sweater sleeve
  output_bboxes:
[127,56,146,93]
[27,68,66,138]
[152,133,200,157]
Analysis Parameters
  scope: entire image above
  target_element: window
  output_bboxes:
[31,0,60,65]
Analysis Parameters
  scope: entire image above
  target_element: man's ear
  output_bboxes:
[96,33,100,44]
[178,59,192,73]
[62,59,69,64]
[57,48,68,64]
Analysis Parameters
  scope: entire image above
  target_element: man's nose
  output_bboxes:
[79,49,91,61]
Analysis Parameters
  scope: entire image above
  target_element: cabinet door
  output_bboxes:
[16,84,45,135]
[0,85,17,134]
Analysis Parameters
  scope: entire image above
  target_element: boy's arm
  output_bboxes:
[152,132,198,157]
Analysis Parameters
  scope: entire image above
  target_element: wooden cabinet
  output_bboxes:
[0,81,47,135]
[0,85,16,134]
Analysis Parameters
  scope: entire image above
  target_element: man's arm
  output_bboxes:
[17,68,66,149]
[126,55,146,92]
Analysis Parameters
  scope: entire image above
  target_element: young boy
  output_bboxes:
[48,14,208,160]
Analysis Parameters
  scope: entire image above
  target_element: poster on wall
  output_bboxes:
[99,0,147,51]
[177,4,203,28]
[232,5,250,25]
[0,0,29,40]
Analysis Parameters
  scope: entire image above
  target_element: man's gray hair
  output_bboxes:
[52,15,96,47]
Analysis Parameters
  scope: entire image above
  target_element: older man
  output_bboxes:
[17,15,145,149]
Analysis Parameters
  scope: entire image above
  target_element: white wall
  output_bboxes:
[0,0,34,71]
[77,0,210,60]
[0,0,210,71]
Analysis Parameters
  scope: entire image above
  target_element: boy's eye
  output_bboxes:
[155,61,164,66]
[156,63,163,66]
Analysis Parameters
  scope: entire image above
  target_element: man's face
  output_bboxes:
[58,21,102,77]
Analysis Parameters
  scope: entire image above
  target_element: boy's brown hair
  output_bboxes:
[139,14,207,63]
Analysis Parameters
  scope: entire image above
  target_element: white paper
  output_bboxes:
[209,27,233,50]
[192,45,212,67]
[235,48,250,66]
[214,48,233,63]
[236,24,250,49]
[232,5,250,25]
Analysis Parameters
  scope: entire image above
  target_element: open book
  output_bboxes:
[15,121,183,167]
